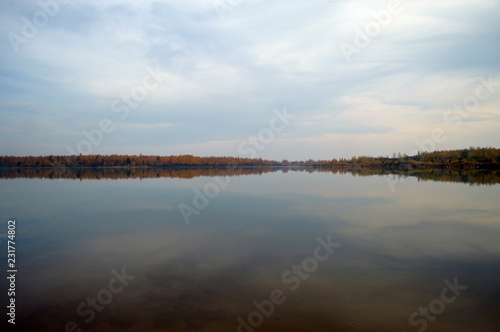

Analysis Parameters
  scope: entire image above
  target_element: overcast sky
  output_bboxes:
[1,0,499,160]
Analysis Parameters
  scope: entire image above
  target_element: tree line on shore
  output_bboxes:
[328,147,500,169]
[0,147,498,169]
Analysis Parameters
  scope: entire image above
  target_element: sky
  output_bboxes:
[0,0,499,160]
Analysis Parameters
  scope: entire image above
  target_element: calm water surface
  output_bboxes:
[1,170,499,331]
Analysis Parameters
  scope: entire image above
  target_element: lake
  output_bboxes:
[1,168,499,331]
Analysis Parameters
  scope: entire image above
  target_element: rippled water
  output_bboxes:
[1,169,499,331]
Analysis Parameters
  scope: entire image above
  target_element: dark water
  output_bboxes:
[1,169,499,331]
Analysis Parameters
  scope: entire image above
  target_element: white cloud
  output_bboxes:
[0,0,498,158]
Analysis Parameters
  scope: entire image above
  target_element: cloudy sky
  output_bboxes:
[0,0,499,160]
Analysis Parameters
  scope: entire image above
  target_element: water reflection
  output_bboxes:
[0,171,499,331]
[1,167,499,185]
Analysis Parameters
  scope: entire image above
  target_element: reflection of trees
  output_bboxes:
[405,169,500,186]
[0,167,498,185]
[343,169,500,186]
[0,167,317,180]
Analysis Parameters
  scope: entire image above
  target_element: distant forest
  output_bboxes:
[0,147,499,170]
